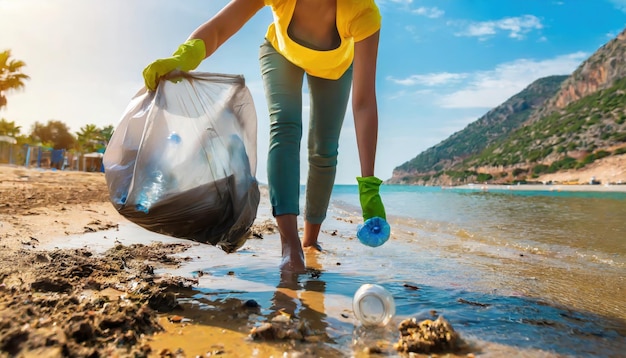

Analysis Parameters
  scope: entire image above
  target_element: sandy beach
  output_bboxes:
[0,165,295,357]
[1,164,624,357]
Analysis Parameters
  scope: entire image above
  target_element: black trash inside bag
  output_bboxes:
[103,72,259,253]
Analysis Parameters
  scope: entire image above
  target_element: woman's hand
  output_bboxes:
[357,176,386,220]
[142,39,206,91]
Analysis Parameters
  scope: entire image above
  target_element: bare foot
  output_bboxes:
[280,245,306,273]
[276,215,306,273]
[303,242,323,251]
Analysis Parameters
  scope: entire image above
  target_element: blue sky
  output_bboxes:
[1,0,625,184]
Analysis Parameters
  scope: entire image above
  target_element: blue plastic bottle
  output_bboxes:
[357,216,390,247]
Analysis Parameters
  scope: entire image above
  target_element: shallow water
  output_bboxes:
[54,185,626,357]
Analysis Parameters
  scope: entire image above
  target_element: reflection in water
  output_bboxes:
[271,249,330,341]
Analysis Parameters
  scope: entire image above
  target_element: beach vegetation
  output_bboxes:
[512,168,527,176]
[476,173,493,182]
[0,118,21,137]
[549,156,577,172]
[30,120,76,150]
[532,164,549,175]
[445,170,478,182]
[613,132,626,142]
[76,124,114,153]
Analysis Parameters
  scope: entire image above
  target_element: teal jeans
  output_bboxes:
[259,40,352,224]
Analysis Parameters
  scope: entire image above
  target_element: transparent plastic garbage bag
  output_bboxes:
[103,72,259,253]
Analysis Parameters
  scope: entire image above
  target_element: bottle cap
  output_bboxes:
[353,284,395,326]
[168,132,181,144]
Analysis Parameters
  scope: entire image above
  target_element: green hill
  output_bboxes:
[390,28,626,186]
[390,75,567,183]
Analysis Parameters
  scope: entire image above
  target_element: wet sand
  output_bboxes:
[0,165,314,357]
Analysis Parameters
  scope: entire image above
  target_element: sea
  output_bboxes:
[59,184,626,357]
[325,184,626,356]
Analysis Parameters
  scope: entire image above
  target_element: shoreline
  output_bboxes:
[444,183,626,193]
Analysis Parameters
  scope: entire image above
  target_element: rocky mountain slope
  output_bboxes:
[392,75,567,177]
[390,28,626,186]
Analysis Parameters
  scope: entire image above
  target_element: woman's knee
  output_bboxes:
[308,152,338,169]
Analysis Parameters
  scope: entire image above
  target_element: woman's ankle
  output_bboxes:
[276,214,305,272]
[280,241,305,272]
[302,221,322,248]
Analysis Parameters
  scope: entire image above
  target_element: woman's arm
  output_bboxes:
[352,30,380,177]
[142,0,265,90]
[189,0,266,58]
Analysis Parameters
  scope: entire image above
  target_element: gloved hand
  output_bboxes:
[142,39,206,91]
[357,176,386,220]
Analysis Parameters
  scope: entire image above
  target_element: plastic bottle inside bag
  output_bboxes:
[135,132,181,213]
[135,170,166,213]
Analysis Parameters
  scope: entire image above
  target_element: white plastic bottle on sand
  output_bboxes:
[353,284,396,326]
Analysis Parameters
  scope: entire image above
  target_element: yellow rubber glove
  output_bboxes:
[357,176,386,220]
[142,39,206,91]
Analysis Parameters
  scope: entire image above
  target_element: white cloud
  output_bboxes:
[378,0,443,18]
[386,88,434,101]
[403,25,422,42]
[455,15,543,40]
[387,72,467,86]
[438,52,588,108]
[609,0,626,12]
[412,7,445,18]
[605,27,624,38]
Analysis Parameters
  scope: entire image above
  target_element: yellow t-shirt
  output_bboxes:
[263,0,381,80]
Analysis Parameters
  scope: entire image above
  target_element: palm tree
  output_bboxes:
[0,50,30,109]
[100,124,114,146]
[0,118,21,137]
[76,124,102,153]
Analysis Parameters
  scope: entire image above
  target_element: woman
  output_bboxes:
[143,0,387,272]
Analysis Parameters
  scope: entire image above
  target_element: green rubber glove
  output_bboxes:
[357,176,386,220]
[142,39,206,91]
